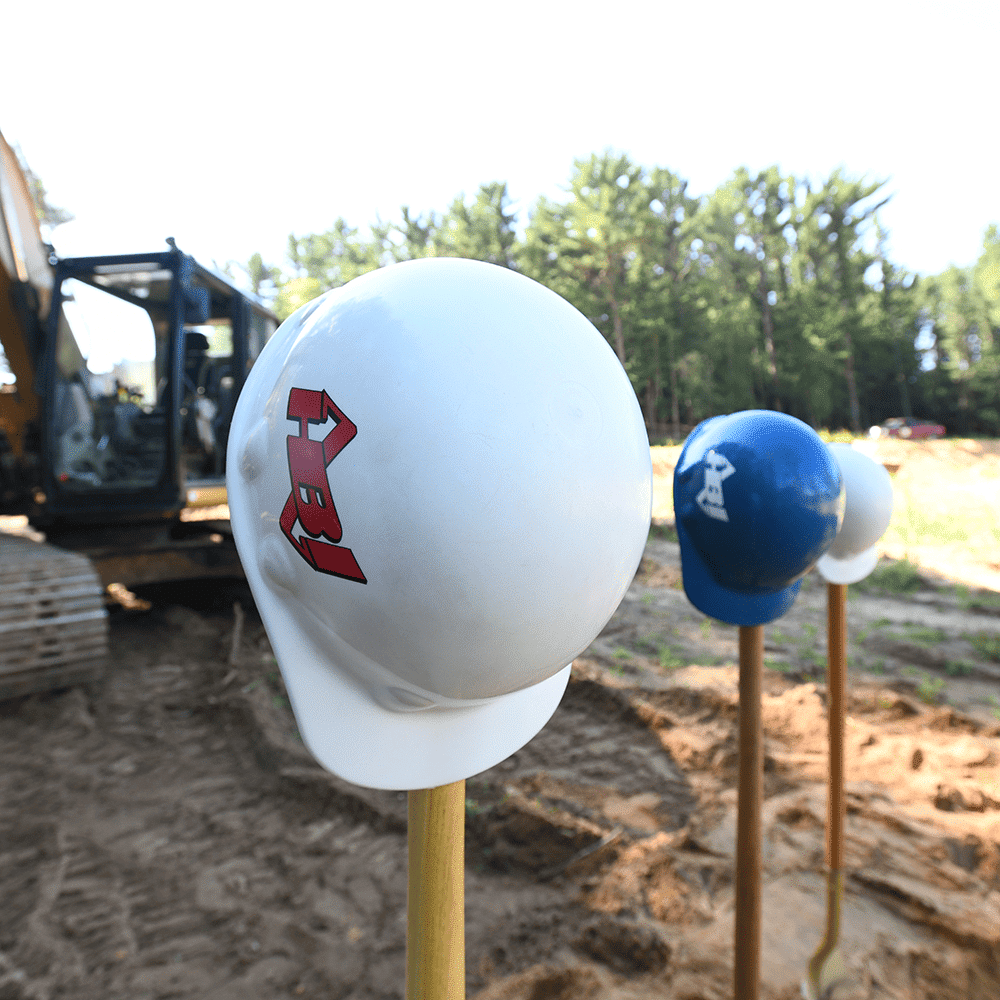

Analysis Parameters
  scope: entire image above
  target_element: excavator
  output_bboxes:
[0,129,278,699]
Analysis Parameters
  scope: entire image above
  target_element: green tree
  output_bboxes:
[974,225,1000,329]
[393,207,438,260]
[223,252,283,301]
[701,168,799,413]
[916,226,1000,433]
[640,168,703,434]
[246,152,931,435]
[13,144,73,232]
[808,171,890,430]
[271,218,399,318]
[432,183,518,266]
[521,152,649,365]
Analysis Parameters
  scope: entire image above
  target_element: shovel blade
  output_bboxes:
[802,946,847,999]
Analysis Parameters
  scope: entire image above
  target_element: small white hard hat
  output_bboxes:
[227,258,652,790]
[816,444,893,585]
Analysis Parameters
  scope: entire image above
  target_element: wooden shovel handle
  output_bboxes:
[827,583,847,873]
[805,583,849,994]
[735,624,764,1000]
[407,779,466,1000]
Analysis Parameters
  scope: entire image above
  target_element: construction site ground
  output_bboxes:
[1,438,998,999]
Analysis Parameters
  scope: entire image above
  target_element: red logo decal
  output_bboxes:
[279,387,367,584]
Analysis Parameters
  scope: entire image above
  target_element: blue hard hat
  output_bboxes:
[673,410,844,625]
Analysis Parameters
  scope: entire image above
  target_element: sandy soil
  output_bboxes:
[0,441,998,999]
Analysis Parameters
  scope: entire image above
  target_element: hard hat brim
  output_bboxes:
[288,651,570,792]
[677,518,801,626]
[817,545,880,585]
[251,566,573,791]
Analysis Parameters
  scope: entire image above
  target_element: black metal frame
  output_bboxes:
[37,244,275,530]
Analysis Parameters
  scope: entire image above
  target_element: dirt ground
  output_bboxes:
[1,440,999,999]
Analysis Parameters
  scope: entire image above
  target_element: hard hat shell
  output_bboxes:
[816,444,893,584]
[673,410,844,625]
[227,257,652,791]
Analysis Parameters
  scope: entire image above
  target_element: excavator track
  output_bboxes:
[0,533,108,700]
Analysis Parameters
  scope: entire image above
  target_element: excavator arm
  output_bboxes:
[1,130,108,699]
[0,128,53,467]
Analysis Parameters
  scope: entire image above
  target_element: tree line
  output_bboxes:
[239,152,999,438]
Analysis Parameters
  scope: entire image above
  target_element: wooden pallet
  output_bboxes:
[0,534,108,699]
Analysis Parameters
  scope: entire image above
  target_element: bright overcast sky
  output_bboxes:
[3,0,996,283]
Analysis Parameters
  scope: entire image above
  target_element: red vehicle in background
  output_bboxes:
[870,417,946,440]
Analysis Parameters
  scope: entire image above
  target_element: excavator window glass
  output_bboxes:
[51,277,167,491]
[181,312,233,480]
[247,311,276,370]
[0,343,13,387]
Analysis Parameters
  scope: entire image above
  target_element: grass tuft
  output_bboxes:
[649,522,678,543]
[859,559,924,594]
[902,625,947,646]
[970,633,1000,663]
[917,674,946,705]
[956,586,1000,612]
[658,644,685,670]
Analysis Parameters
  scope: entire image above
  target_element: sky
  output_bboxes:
[3,0,996,286]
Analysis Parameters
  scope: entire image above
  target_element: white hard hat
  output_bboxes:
[816,444,893,585]
[227,258,652,791]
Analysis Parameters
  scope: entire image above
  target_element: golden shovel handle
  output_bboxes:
[805,582,849,998]
[807,868,844,990]
[407,780,466,1000]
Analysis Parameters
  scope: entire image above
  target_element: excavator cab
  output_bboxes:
[39,246,276,528]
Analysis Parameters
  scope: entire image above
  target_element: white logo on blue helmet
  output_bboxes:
[674,411,844,626]
[696,449,735,521]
